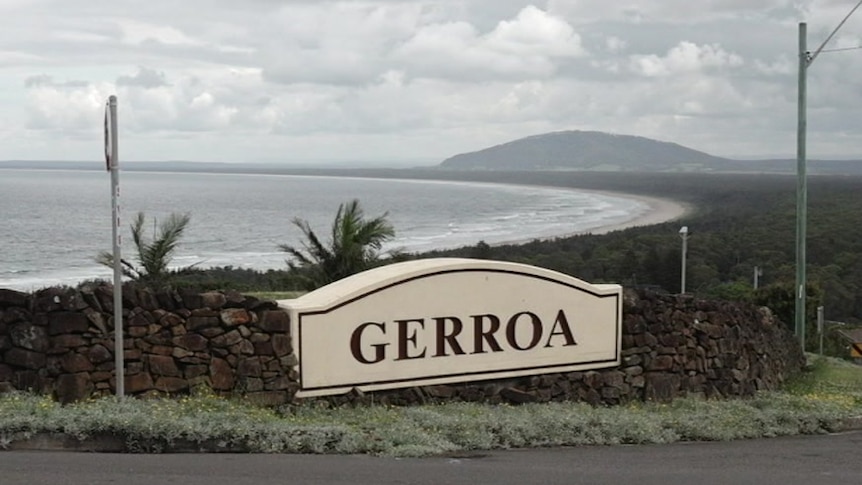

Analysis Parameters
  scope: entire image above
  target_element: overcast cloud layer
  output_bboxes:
[2,0,862,164]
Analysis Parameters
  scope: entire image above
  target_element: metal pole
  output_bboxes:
[680,227,688,294]
[753,266,760,290]
[109,95,124,398]
[817,305,824,355]
[795,22,808,351]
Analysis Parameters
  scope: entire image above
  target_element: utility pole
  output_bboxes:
[795,0,862,352]
[753,266,762,290]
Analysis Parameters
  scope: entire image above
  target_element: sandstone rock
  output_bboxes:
[1,307,31,325]
[645,373,681,402]
[155,376,188,393]
[4,348,46,369]
[187,315,220,331]
[237,357,262,377]
[0,363,12,382]
[253,341,274,355]
[271,334,291,357]
[211,330,242,347]
[0,288,28,308]
[48,312,89,335]
[10,323,48,352]
[500,387,538,404]
[220,308,252,326]
[61,352,94,373]
[200,292,227,310]
[210,357,234,390]
[148,355,180,377]
[176,333,208,351]
[259,311,290,332]
[184,365,208,379]
[199,327,224,338]
[124,372,154,393]
[56,373,94,404]
[51,333,87,349]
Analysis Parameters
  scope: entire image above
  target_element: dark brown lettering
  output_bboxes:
[433,316,465,357]
[506,312,542,351]
[544,310,577,348]
[350,321,388,364]
[395,318,426,360]
[471,314,502,354]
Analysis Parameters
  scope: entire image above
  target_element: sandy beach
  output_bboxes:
[491,188,690,247]
[583,190,690,235]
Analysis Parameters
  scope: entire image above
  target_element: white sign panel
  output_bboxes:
[279,258,621,398]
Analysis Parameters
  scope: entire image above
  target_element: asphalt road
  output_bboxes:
[2,431,860,485]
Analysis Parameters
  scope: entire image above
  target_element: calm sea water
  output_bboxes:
[0,169,647,290]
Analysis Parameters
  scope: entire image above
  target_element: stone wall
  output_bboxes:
[0,285,296,404]
[0,285,804,405]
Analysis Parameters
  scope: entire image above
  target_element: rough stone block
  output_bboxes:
[4,348,46,369]
[148,355,180,377]
[50,334,87,350]
[155,376,188,393]
[10,323,48,352]
[0,288,29,308]
[500,387,538,404]
[211,330,242,347]
[259,311,290,333]
[61,352,94,373]
[56,372,94,404]
[271,334,291,357]
[221,308,252,326]
[125,372,154,393]
[237,357,262,377]
[644,373,681,402]
[210,357,234,390]
[48,312,89,335]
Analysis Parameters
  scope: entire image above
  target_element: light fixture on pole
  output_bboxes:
[679,226,689,294]
[796,0,862,352]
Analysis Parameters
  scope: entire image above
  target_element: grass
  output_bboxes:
[1,356,860,456]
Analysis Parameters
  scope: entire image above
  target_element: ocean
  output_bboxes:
[0,169,647,291]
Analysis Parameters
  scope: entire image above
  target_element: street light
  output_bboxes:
[679,226,689,294]
[796,0,862,351]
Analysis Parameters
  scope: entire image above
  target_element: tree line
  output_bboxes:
[96,170,862,353]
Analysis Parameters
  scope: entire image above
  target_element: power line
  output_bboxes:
[819,45,862,53]
[809,0,862,65]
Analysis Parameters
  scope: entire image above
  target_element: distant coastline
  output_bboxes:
[0,162,690,243]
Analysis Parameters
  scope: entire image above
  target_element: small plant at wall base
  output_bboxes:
[97,211,192,288]
[279,199,396,290]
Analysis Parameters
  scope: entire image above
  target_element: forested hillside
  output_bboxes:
[408,171,862,342]
[147,168,862,353]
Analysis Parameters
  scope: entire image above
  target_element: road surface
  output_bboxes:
[2,431,859,485]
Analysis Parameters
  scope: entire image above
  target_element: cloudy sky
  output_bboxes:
[2,0,862,165]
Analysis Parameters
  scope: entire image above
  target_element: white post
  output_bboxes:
[753,266,762,290]
[107,95,124,398]
[679,226,688,294]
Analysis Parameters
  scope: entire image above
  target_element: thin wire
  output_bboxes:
[819,45,862,53]
[809,0,862,65]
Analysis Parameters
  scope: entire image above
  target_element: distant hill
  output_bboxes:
[439,131,732,171]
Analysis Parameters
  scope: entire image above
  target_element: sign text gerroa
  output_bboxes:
[279,258,622,398]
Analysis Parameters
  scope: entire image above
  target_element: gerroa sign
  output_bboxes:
[279,258,622,398]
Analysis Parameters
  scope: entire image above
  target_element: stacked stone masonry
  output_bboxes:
[0,285,804,405]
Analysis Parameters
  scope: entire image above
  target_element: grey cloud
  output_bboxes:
[117,67,170,88]
[23,75,88,88]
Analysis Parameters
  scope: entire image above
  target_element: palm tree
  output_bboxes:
[280,199,395,290]
[97,211,192,287]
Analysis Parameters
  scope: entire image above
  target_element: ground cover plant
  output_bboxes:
[1,356,859,456]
